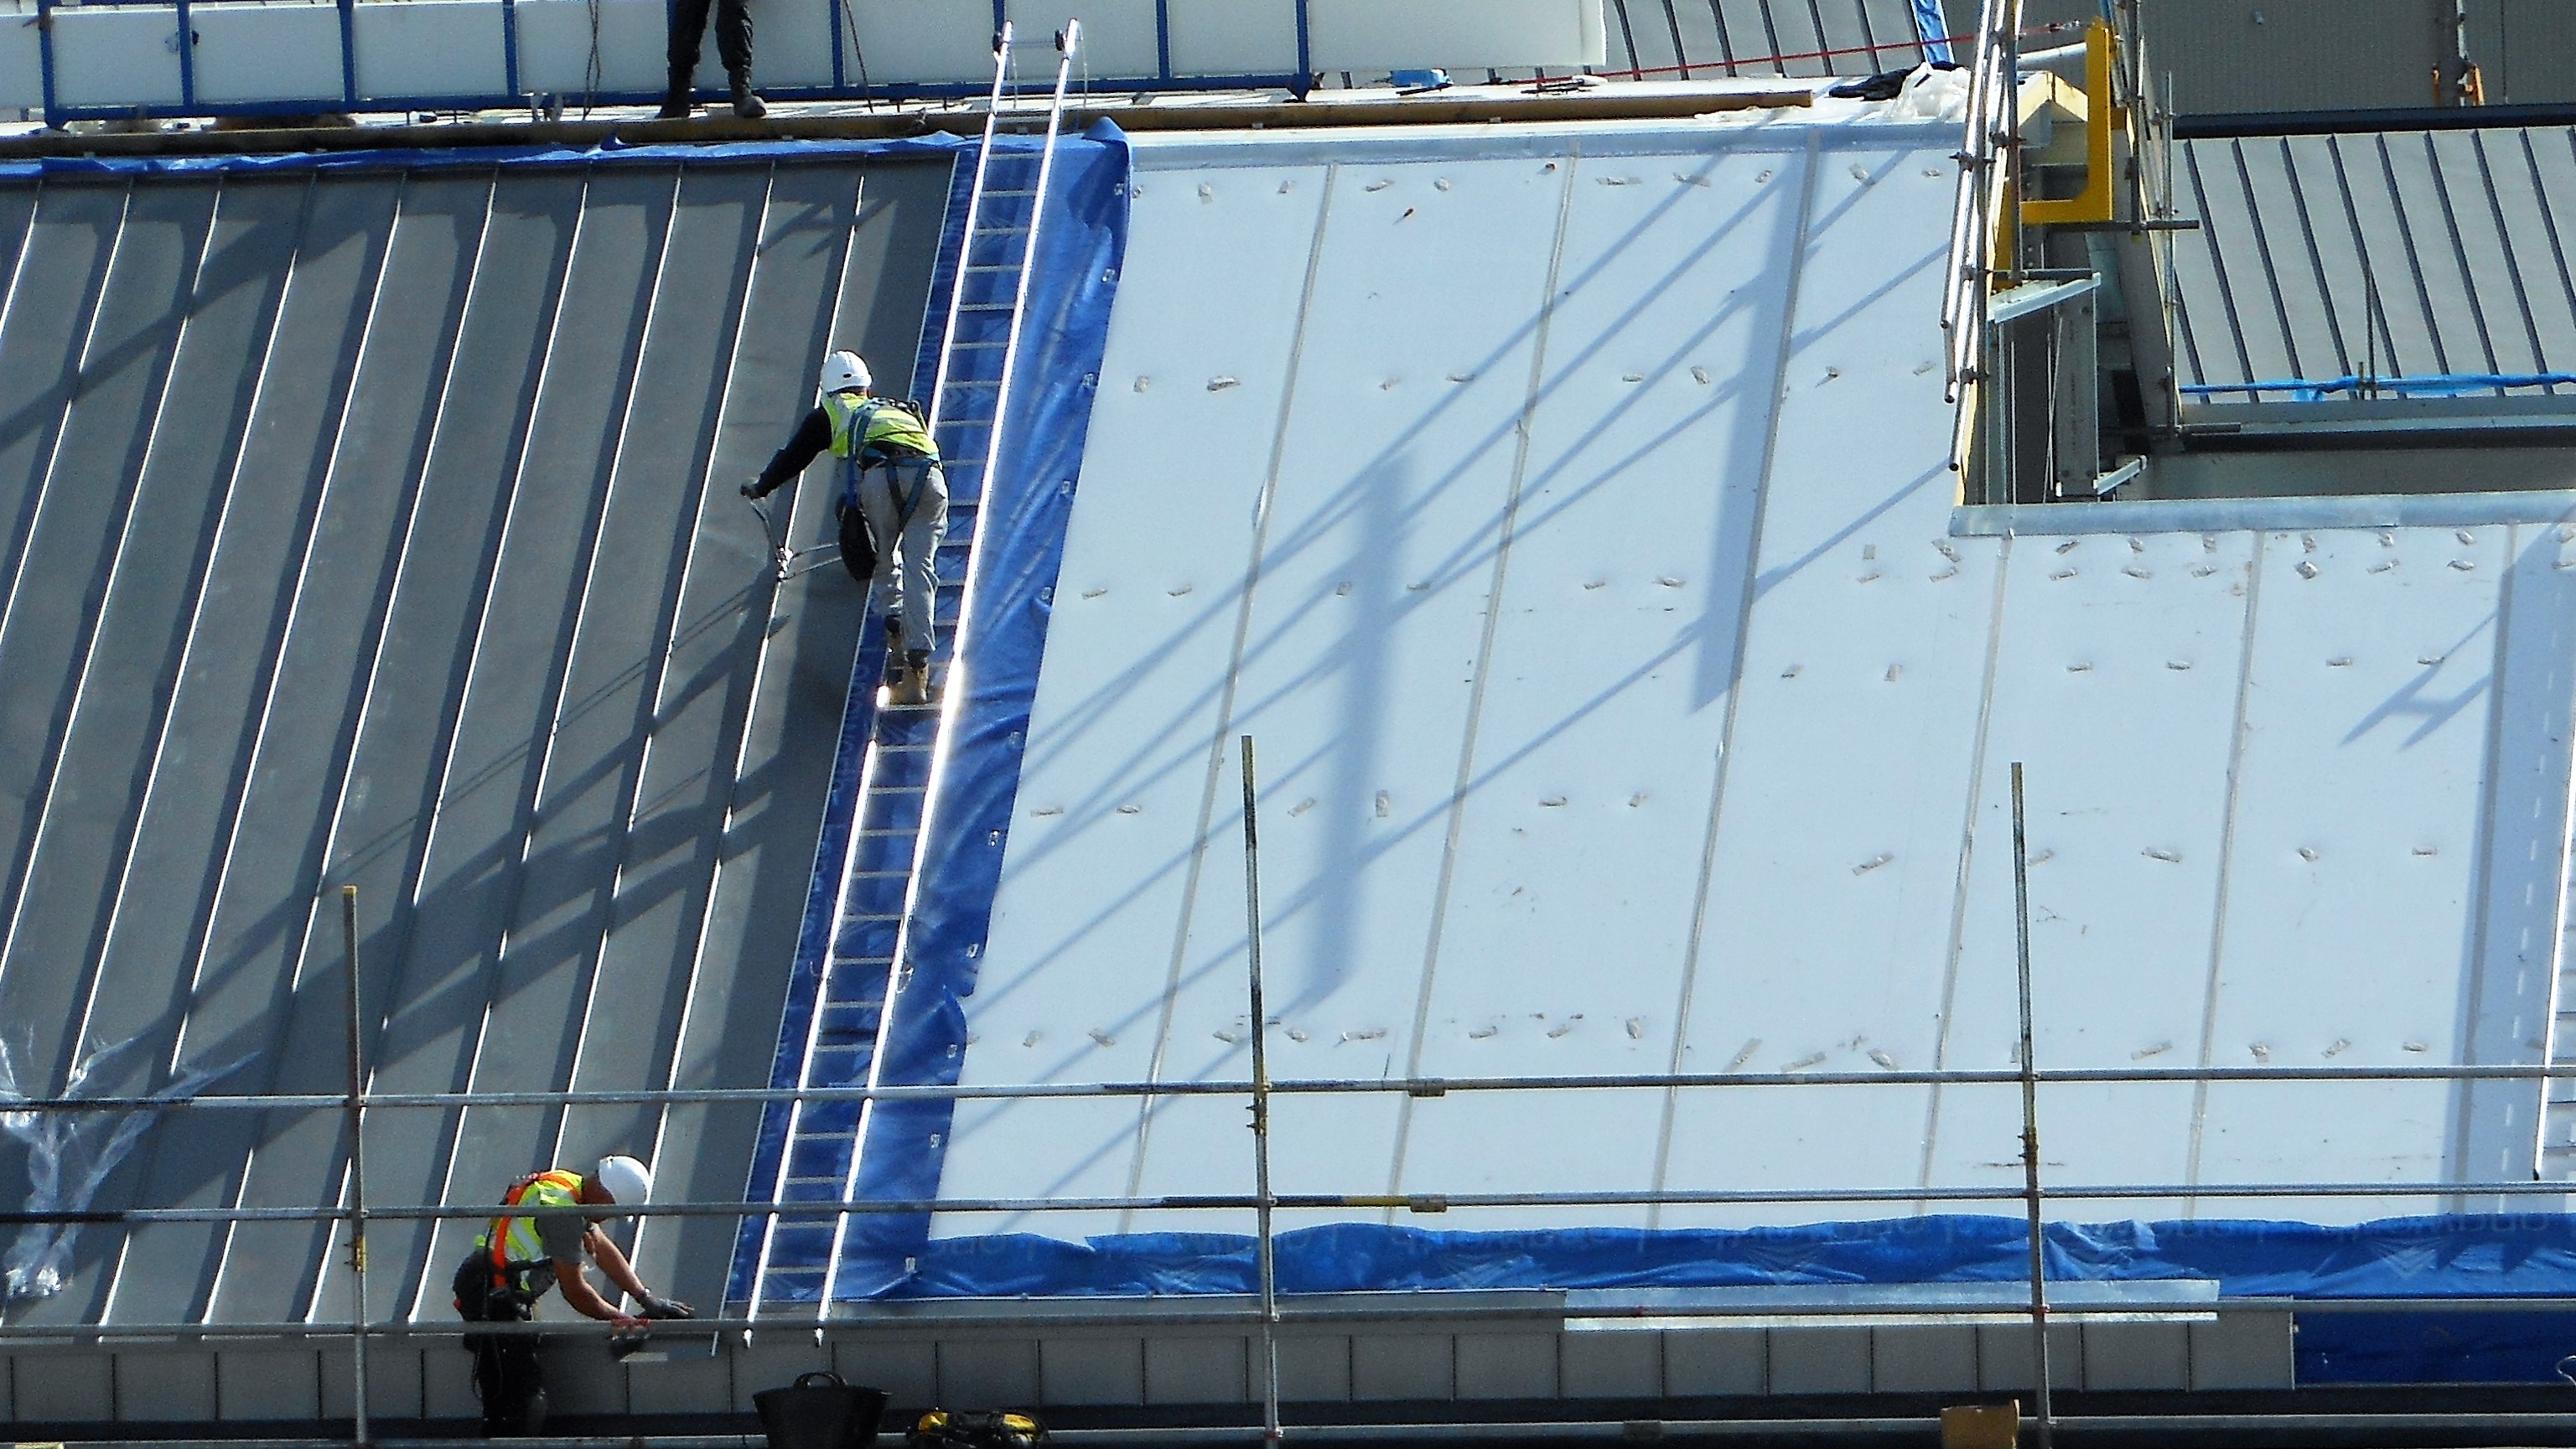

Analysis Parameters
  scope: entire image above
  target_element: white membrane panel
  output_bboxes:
[931,117,2576,1249]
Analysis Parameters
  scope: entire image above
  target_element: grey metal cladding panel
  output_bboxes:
[212,172,491,1326]
[437,166,680,1229]
[542,166,776,1241]
[105,169,383,1327]
[0,179,213,1121]
[360,171,583,1323]
[2237,137,2351,381]
[376,164,766,1322]
[291,173,544,1329]
[2357,132,2465,377]
[2171,140,2252,387]
[2414,130,2511,378]
[1715,0,1787,75]
[2482,131,2576,380]
[648,158,951,1309]
[103,174,382,1327]
[2462,128,2565,380]
[3,179,306,1320]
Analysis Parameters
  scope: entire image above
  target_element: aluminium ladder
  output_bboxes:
[745,18,1083,1314]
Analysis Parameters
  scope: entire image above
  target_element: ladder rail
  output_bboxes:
[926,23,1018,435]
[816,17,1082,1316]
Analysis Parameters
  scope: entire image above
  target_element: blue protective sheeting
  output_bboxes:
[887,1215,2576,1383]
[891,1215,2576,1300]
[760,120,1133,1302]
[2182,373,2576,401]
[1913,0,1954,63]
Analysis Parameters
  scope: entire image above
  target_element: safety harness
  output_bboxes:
[482,1168,583,1296]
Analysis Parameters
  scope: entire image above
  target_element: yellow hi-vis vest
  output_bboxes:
[823,391,937,466]
[478,1169,583,1286]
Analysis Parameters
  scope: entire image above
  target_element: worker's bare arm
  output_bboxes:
[554,1260,643,1327]
[584,1225,655,1303]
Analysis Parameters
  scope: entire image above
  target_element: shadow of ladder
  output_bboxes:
[746,20,1082,1315]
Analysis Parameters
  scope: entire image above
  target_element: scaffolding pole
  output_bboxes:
[2009,763,2051,1449]
[342,884,371,1449]
[1241,736,1283,1445]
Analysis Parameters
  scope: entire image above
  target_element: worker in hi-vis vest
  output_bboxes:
[450,1156,692,1436]
[744,349,950,707]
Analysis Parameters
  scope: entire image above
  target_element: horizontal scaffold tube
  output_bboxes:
[0,1177,2564,1227]
[9,1062,2576,1111]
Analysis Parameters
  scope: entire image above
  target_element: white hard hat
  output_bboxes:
[594,1155,651,1208]
[821,349,871,393]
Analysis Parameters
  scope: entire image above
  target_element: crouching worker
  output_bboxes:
[452,1155,694,1436]
[743,349,949,706]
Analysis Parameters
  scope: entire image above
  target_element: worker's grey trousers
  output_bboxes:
[855,458,948,655]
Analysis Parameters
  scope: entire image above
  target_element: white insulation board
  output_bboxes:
[934,116,2576,1246]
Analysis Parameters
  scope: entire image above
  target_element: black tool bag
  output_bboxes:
[754,1370,890,1449]
[908,1408,1047,1449]
[836,499,878,585]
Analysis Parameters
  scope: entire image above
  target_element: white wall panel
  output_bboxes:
[354,1,507,101]
[1929,531,2258,1219]
[934,163,1333,1242]
[1659,143,1971,1228]
[190,7,344,106]
[2195,526,2513,1216]
[1392,141,1808,1228]
[928,118,2576,1256]
[49,8,184,110]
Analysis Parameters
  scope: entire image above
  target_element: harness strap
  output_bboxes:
[485,1169,582,1292]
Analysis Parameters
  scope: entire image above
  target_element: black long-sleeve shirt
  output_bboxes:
[751,407,834,497]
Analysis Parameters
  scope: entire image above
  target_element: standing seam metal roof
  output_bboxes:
[1600,0,1939,79]
[2172,127,2576,396]
[0,152,951,1325]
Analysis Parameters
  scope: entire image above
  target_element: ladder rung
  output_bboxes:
[962,264,1018,274]
[982,189,1039,197]
[854,826,920,838]
[976,225,1032,236]
[871,784,928,795]
[828,952,895,967]
[956,303,1013,313]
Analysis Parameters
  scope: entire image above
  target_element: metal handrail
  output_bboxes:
[18,1059,2576,1113]
[1940,0,2026,474]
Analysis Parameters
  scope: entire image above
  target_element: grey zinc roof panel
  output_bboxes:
[0,154,948,1326]
[2175,126,2576,394]
[1602,0,1928,79]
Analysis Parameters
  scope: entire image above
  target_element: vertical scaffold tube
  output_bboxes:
[342,884,371,1449]
[2009,764,2051,1449]
[1240,736,1282,1444]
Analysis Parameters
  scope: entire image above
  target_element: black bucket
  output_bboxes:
[754,1370,890,1449]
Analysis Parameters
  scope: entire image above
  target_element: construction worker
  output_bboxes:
[744,349,949,706]
[450,1155,693,1436]
[657,0,763,120]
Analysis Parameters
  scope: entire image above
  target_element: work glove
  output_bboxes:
[638,1292,696,1320]
[740,479,766,499]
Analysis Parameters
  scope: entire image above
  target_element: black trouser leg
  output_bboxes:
[666,0,716,75]
[454,1255,542,1437]
[712,0,753,77]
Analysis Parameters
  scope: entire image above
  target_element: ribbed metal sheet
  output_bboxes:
[0,153,951,1324]
[2173,127,2576,395]
[1600,0,1937,79]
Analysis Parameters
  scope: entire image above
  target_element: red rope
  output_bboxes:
[1586,20,2080,85]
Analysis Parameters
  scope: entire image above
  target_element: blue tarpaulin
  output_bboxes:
[888,1215,2576,1384]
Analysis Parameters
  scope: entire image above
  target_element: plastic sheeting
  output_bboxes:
[733,121,1133,1303]
[888,1214,2576,1301]
[0,1036,246,1300]
[887,1215,2576,1384]
[1912,0,1955,64]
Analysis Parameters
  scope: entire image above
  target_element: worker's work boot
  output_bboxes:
[729,70,767,120]
[881,618,905,688]
[891,649,935,706]
[656,66,693,119]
